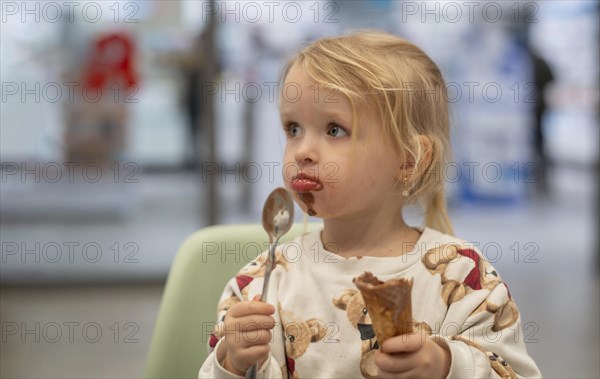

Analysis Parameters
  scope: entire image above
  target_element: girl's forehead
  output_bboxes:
[281,66,352,113]
[283,63,311,85]
[285,65,339,93]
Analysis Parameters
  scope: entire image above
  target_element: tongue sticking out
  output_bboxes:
[291,178,323,192]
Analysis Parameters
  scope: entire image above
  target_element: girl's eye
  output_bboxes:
[327,123,348,138]
[290,125,300,137]
[283,122,300,138]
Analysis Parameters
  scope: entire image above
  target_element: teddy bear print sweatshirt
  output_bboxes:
[198,227,542,379]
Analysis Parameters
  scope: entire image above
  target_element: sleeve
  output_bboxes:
[197,254,286,379]
[432,248,542,379]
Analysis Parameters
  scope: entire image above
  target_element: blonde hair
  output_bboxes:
[281,31,454,236]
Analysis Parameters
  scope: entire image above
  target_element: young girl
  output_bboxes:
[199,31,541,379]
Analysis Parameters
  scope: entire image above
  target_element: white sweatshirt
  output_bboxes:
[198,227,542,379]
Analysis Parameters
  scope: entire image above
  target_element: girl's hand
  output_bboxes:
[374,332,451,379]
[221,295,276,376]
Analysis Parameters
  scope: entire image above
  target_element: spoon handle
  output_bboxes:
[260,240,277,302]
[244,365,258,379]
[245,239,279,379]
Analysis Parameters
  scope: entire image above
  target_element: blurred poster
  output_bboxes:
[64,32,139,166]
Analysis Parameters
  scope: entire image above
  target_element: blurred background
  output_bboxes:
[1,0,598,378]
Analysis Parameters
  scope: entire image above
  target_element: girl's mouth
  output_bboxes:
[291,174,323,193]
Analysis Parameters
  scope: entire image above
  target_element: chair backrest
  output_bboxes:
[143,223,322,378]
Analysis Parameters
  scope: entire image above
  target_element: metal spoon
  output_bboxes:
[245,188,294,379]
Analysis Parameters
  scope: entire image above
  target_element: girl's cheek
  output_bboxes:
[282,174,296,194]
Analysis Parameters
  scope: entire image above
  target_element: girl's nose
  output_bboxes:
[294,136,319,166]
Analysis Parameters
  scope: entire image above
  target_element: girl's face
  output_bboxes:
[280,64,404,219]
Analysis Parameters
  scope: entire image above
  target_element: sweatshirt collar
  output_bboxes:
[295,226,445,277]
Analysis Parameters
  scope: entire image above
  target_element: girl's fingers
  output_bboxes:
[235,344,271,366]
[380,332,424,354]
[374,350,415,374]
[376,366,419,379]
[228,300,275,318]
[228,315,276,331]
[223,314,275,348]
[239,329,273,347]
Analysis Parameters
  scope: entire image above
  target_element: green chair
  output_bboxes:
[144,223,322,379]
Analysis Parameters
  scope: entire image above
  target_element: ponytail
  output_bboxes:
[423,189,454,236]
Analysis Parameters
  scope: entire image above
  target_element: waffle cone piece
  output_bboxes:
[353,272,414,345]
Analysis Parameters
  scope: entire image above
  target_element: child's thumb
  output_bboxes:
[252,294,262,302]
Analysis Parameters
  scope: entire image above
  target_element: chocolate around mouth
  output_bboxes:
[298,192,317,216]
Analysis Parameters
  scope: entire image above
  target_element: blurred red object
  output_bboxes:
[84,32,138,91]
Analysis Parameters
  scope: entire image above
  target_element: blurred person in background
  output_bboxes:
[526,33,554,198]
[158,27,222,169]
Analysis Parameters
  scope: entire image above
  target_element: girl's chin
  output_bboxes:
[299,204,318,217]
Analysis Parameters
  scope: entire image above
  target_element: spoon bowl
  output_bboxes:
[262,187,295,243]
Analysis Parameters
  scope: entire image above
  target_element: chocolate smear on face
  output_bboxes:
[298,192,317,216]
